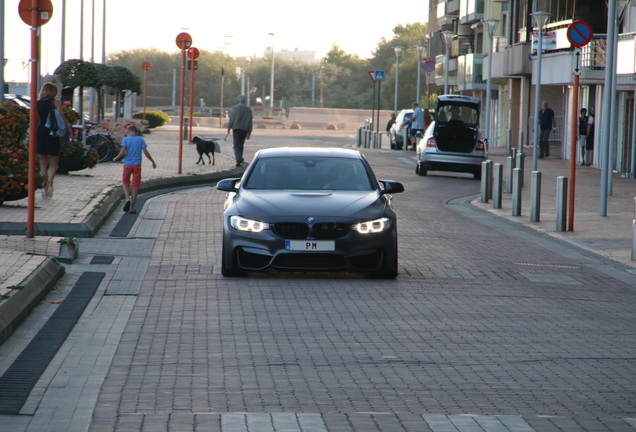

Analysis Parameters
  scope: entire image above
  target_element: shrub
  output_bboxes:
[0,102,29,145]
[58,140,99,174]
[0,143,46,205]
[132,110,170,129]
[62,106,81,125]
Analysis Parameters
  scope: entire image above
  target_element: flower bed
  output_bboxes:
[91,118,149,145]
[58,140,99,174]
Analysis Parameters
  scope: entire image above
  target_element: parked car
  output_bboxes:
[415,95,485,179]
[3,94,30,109]
[216,147,405,278]
[389,109,412,150]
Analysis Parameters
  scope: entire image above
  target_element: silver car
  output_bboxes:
[415,95,486,179]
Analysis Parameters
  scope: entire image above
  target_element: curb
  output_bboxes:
[0,258,65,346]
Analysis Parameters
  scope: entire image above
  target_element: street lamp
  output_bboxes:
[482,18,499,145]
[442,31,455,95]
[269,33,274,108]
[600,0,630,215]
[393,46,403,113]
[415,44,427,105]
[530,11,550,172]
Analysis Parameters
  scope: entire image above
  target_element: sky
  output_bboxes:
[3,0,429,84]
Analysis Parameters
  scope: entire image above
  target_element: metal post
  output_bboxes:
[530,171,541,222]
[632,197,636,260]
[516,151,525,188]
[601,0,617,216]
[531,12,551,172]
[512,168,522,216]
[506,156,515,194]
[493,163,503,209]
[480,161,491,203]
[487,160,494,199]
[507,129,512,155]
[556,176,568,232]
[518,130,524,154]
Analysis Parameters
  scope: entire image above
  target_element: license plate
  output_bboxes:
[285,240,335,251]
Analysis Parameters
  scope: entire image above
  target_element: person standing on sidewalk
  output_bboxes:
[227,95,253,167]
[578,108,588,165]
[538,101,556,158]
[585,106,595,166]
[112,125,157,214]
[407,102,425,150]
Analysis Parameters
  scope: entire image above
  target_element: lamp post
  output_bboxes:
[600,0,630,215]
[442,31,455,95]
[415,44,427,105]
[483,18,499,144]
[393,46,403,113]
[269,33,275,108]
[530,11,551,172]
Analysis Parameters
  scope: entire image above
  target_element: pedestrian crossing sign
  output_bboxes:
[374,70,385,81]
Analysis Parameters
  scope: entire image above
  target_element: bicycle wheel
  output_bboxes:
[86,133,114,162]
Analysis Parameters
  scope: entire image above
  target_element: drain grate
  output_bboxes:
[514,262,579,269]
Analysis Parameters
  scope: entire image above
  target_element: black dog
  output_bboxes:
[192,136,216,165]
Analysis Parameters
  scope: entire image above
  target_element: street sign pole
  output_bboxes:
[376,80,381,135]
[566,21,593,230]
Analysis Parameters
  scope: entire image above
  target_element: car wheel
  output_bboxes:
[473,171,481,180]
[221,244,247,277]
[417,161,427,176]
[372,244,398,279]
[415,161,420,174]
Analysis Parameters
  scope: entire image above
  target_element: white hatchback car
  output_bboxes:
[415,95,486,179]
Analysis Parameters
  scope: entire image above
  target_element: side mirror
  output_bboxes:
[216,178,240,193]
[379,180,405,195]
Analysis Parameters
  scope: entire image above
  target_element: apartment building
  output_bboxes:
[427,0,636,178]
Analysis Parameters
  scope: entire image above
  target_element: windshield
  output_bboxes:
[436,103,479,126]
[244,156,375,191]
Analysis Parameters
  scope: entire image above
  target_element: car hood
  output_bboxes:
[234,190,387,222]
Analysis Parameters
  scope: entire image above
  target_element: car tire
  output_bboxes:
[221,245,247,277]
[417,161,427,176]
[415,161,420,174]
[372,242,398,279]
[473,171,481,180]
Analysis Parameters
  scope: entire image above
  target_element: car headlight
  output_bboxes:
[351,217,391,234]
[230,216,270,233]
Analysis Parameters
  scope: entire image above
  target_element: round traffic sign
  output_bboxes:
[19,0,53,27]
[567,20,593,48]
[423,60,435,72]
[175,32,192,50]
[187,47,200,60]
[141,62,151,71]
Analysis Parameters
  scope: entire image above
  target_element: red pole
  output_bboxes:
[178,48,185,174]
[143,69,147,121]
[188,59,195,142]
[27,0,40,238]
[568,72,580,231]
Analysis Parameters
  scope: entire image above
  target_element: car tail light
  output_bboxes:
[426,137,436,148]
[475,140,485,151]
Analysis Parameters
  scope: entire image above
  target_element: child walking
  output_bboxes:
[113,125,156,214]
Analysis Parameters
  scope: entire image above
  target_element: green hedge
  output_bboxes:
[133,110,170,129]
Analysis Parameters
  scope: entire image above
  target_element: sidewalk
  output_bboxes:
[1,129,635,343]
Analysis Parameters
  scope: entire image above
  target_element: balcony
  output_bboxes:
[459,0,484,25]
[457,53,487,91]
[435,54,458,88]
[437,0,459,27]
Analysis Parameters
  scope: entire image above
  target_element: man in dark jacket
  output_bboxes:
[228,95,253,167]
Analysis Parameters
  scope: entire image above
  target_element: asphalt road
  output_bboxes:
[2,135,636,432]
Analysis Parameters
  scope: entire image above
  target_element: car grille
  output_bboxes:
[272,253,348,269]
[271,222,350,240]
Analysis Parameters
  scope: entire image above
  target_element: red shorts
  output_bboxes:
[122,165,142,189]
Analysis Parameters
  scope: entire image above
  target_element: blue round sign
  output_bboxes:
[567,20,593,48]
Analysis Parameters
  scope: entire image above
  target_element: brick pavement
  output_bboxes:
[1,129,636,432]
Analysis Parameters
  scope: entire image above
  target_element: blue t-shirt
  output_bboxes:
[411,106,425,130]
[121,135,147,166]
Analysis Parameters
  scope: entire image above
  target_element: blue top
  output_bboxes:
[121,135,147,166]
[411,106,425,129]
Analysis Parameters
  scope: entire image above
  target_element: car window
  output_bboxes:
[436,104,478,125]
[244,156,375,191]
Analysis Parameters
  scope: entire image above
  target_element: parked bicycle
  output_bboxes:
[72,123,118,163]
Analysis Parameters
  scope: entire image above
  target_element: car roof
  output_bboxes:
[255,147,363,160]
[437,94,480,104]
